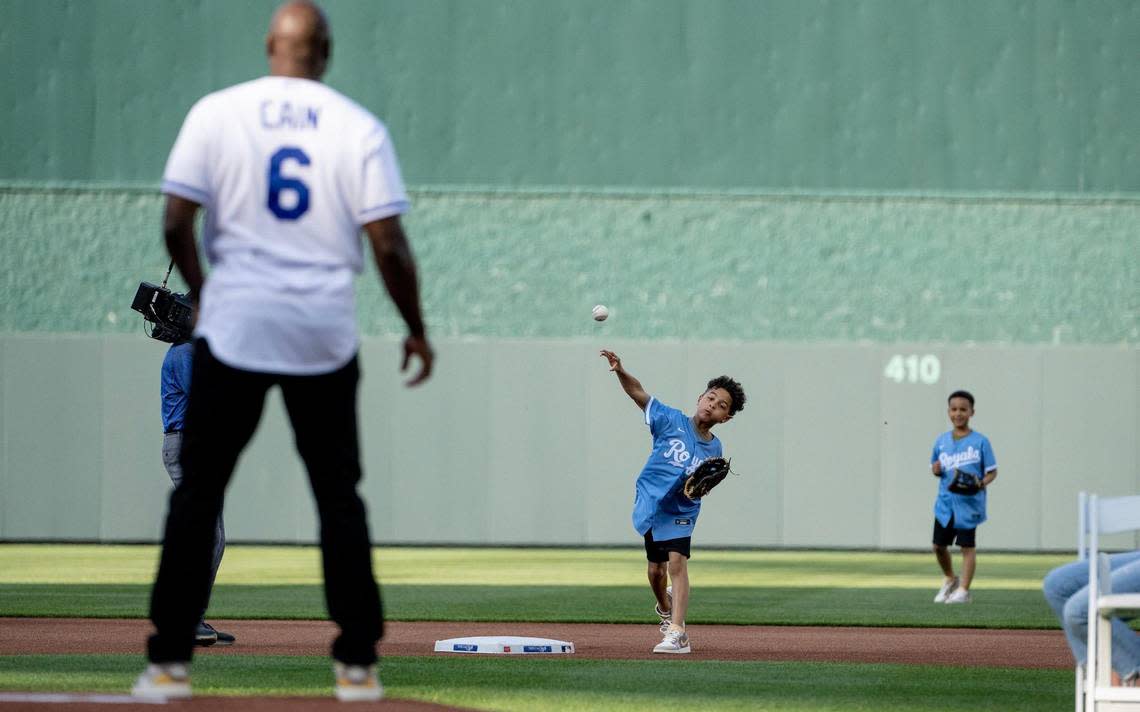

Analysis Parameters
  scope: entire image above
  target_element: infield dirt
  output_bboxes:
[1,617,1072,667]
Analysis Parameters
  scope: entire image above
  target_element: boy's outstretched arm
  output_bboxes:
[600,349,650,411]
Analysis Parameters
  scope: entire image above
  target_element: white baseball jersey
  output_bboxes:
[162,76,409,375]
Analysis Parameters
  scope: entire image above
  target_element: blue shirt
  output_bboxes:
[632,397,724,540]
[161,342,194,432]
[931,429,997,529]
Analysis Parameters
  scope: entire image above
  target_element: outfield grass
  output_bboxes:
[0,546,1077,710]
[0,583,1060,628]
[0,654,1071,712]
[0,544,1071,589]
[0,544,1068,628]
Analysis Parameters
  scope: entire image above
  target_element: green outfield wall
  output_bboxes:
[2,0,1138,192]
[2,186,1138,344]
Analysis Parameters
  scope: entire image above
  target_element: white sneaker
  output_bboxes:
[655,585,674,634]
[131,663,191,699]
[933,577,959,603]
[944,587,972,604]
[334,662,383,702]
[653,628,691,654]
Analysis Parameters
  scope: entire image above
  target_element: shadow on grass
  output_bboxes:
[0,584,1059,629]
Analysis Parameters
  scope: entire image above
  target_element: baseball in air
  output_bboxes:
[592,304,609,322]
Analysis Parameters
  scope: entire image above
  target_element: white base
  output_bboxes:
[434,636,575,654]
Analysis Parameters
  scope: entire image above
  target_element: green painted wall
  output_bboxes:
[3,1,1136,345]
[2,0,1138,192]
[2,186,1137,344]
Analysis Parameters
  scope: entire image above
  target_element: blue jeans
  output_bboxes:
[1042,550,1140,676]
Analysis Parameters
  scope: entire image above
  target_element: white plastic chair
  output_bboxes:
[1084,493,1140,711]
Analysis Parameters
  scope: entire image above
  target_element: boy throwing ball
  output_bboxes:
[600,349,745,654]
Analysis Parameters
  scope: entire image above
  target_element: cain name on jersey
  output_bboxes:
[260,100,320,130]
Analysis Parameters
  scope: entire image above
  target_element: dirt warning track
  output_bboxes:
[0,618,1073,668]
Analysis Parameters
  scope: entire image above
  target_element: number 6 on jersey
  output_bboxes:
[267,146,311,220]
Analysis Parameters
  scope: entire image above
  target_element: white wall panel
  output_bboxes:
[0,334,1135,552]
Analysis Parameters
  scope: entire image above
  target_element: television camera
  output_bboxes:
[131,261,194,344]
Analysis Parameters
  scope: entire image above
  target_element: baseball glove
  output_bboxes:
[682,457,733,500]
[947,469,983,495]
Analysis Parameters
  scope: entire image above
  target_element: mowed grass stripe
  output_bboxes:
[0,654,1071,712]
[0,583,1059,628]
[0,544,1071,589]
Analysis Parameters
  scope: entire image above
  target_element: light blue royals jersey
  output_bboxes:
[632,397,724,540]
[931,430,997,529]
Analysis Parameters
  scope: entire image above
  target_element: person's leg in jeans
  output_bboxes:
[161,431,226,627]
[1044,551,1140,675]
[280,356,382,665]
[1111,557,1140,678]
[1044,558,1091,662]
[147,340,270,663]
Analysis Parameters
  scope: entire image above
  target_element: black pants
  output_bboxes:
[147,339,382,665]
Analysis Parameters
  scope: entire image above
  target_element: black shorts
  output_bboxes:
[644,531,691,563]
[933,515,976,548]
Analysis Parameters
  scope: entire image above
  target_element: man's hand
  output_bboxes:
[365,216,430,378]
[402,334,433,387]
[932,460,943,476]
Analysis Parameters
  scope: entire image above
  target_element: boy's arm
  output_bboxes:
[980,438,997,487]
[599,350,650,411]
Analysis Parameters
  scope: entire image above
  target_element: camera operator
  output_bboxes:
[160,333,234,648]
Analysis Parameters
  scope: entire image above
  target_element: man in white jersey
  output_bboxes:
[133,1,432,702]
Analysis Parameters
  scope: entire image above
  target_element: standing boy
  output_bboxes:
[600,349,745,654]
[930,390,998,604]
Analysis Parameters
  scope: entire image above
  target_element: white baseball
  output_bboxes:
[592,304,609,322]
